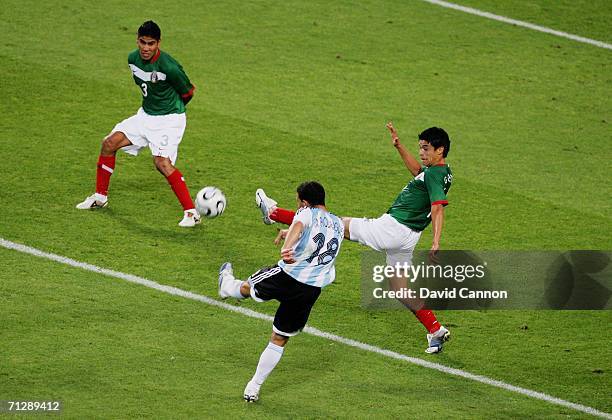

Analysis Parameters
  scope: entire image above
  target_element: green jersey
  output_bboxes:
[387,164,452,231]
[128,49,194,115]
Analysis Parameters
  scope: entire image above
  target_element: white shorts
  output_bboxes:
[111,108,186,165]
[349,213,422,266]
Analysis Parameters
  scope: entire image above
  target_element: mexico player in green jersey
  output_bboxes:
[255,123,453,353]
[76,21,200,227]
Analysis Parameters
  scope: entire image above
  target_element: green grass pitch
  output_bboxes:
[1,0,611,418]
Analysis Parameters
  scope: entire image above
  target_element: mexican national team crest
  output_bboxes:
[150,71,158,83]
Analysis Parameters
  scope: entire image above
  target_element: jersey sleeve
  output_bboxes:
[292,207,312,228]
[165,60,195,99]
[127,50,137,65]
[425,170,448,206]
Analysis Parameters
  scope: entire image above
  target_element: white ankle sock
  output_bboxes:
[94,193,107,202]
[224,278,246,299]
[252,342,284,385]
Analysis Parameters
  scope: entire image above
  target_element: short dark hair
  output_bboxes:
[297,181,326,206]
[419,127,451,157]
[138,20,161,40]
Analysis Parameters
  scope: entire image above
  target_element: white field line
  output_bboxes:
[421,0,612,51]
[1,237,610,419]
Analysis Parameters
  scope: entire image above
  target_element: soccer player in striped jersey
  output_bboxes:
[218,181,344,402]
[76,21,200,227]
[256,123,452,354]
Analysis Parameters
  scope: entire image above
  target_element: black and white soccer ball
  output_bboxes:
[195,186,226,218]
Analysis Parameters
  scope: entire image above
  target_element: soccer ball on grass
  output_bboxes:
[195,186,227,218]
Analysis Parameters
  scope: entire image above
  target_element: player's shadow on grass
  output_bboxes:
[104,209,201,244]
[266,343,338,394]
[102,208,251,267]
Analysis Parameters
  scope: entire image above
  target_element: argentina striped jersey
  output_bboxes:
[278,207,344,288]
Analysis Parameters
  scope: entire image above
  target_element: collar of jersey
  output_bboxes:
[149,49,161,64]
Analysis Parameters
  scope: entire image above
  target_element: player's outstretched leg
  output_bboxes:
[255,188,277,225]
[255,189,295,225]
[218,262,249,299]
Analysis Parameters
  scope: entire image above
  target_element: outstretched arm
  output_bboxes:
[386,122,421,177]
[429,204,444,262]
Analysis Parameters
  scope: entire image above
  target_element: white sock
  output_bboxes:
[94,192,107,202]
[223,278,246,299]
[251,342,284,386]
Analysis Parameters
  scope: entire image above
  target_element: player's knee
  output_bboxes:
[101,133,123,154]
[240,282,251,298]
[153,157,174,176]
[270,332,289,347]
[101,137,116,154]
